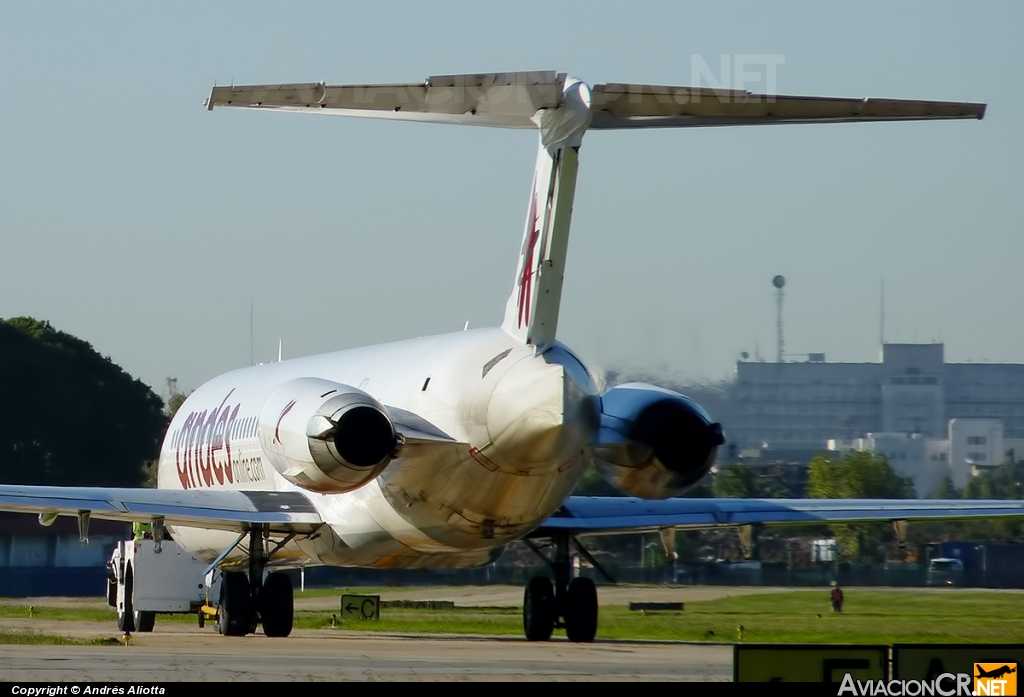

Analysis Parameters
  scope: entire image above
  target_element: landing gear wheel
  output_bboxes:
[260,572,294,638]
[523,576,555,641]
[218,571,253,637]
[564,577,598,643]
[134,610,156,633]
[117,567,135,632]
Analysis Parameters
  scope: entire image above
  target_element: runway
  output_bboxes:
[0,586,746,681]
[0,631,732,681]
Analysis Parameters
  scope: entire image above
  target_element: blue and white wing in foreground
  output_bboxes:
[536,497,1024,536]
[0,485,322,534]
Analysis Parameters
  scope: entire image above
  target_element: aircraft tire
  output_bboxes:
[117,567,136,633]
[523,576,555,641]
[564,577,598,643]
[260,572,294,638]
[134,610,156,633]
[218,572,253,637]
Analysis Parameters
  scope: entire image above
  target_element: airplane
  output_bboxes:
[976,666,1017,680]
[0,70,1011,643]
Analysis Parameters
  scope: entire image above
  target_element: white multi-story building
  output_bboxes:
[948,419,1004,489]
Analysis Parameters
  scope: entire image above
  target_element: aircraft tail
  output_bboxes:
[499,140,580,350]
[208,71,985,352]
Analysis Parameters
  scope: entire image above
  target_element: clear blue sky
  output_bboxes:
[2,2,1021,396]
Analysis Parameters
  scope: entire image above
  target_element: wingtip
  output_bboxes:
[977,103,987,120]
[206,84,220,111]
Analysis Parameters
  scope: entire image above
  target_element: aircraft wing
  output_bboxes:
[536,496,1024,536]
[588,83,985,129]
[0,485,322,534]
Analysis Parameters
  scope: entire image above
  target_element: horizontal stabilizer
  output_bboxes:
[206,72,565,129]
[208,72,985,132]
[589,83,985,129]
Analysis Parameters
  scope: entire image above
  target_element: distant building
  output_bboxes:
[948,419,1004,487]
[725,343,1024,495]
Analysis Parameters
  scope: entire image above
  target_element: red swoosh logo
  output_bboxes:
[518,187,540,329]
[274,400,297,444]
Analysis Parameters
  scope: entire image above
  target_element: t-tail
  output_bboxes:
[207,71,984,352]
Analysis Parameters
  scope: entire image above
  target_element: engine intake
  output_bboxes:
[594,383,723,499]
[261,377,398,493]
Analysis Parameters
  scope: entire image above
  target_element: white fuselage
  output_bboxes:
[157,327,599,569]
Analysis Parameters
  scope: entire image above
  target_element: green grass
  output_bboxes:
[304,589,1024,644]
[0,605,193,623]
[297,605,522,634]
[4,589,1024,644]
[597,590,1024,644]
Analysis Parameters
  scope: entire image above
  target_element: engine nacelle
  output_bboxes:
[259,377,398,493]
[594,382,724,500]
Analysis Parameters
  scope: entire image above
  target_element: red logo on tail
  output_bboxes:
[517,186,540,328]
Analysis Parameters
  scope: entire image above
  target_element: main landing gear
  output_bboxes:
[522,534,608,643]
[215,525,295,638]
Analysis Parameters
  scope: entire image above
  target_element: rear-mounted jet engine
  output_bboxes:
[594,383,724,499]
[260,377,399,493]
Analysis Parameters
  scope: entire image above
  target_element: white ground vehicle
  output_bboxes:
[107,537,209,632]
[926,557,965,587]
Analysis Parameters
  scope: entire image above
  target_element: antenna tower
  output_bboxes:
[773,275,786,363]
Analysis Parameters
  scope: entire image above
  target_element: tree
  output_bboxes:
[165,391,187,420]
[572,465,621,496]
[713,462,786,498]
[0,317,166,486]
[930,477,960,499]
[806,450,914,500]
[957,462,1024,540]
[963,462,1023,500]
[805,451,913,561]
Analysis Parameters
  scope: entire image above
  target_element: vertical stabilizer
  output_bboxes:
[501,79,589,351]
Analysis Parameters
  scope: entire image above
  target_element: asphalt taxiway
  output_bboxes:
[0,586,748,681]
[0,632,732,682]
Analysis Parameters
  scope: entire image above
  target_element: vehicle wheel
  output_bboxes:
[134,610,156,633]
[218,571,253,637]
[523,576,555,641]
[106,574,117,608]
[117,567,136,632]
[564,577,598,643]
[260,572,294,638]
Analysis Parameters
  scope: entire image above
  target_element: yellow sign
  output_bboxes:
[734,644,888,682]
[976,663,1018,696]
[893,645,1024,685]
[340,594,380,621]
